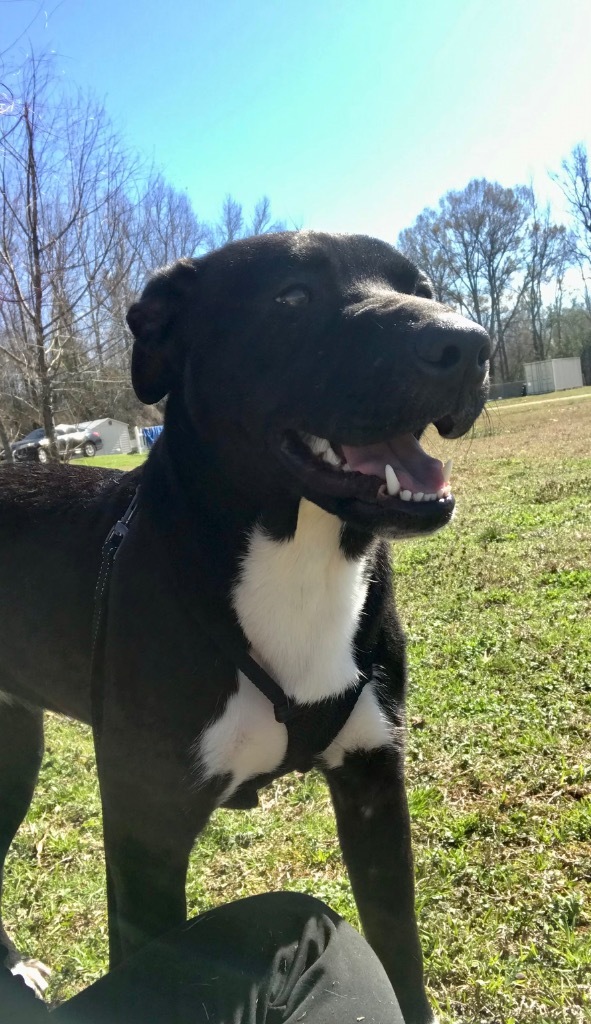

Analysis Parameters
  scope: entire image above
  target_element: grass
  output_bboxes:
[491,385,589,407]
[74,453,146,471]
[492,385,591,410]
[5,397,591,1022]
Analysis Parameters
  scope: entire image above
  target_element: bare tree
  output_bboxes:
[553,144,591,313]
[547,301,591,358]
[0,414,13,463]
[0,341,32,460]
[398,208,457,304]
[0,54,137,457]
[136,173,210,270]
[399,180,532,380]
[445,181,532,379]
[249,195,286,237]
[213,194,285,247]
[0,55,289,438]
[522,190,572,361]
[214,194,245,246]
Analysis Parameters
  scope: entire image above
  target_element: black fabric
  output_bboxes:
[3,892,404,1024]
[0,969,49,1024]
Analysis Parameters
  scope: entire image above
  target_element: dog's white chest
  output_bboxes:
[196,501,392,799]
[232,500,369,702]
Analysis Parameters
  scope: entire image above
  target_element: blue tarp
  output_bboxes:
[142,425,164,449]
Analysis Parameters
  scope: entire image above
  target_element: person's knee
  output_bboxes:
[249,890,342,921]
[182,890,344,960]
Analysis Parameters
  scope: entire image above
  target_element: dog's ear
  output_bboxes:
[127,259,200,405]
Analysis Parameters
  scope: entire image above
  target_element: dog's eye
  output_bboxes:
[275,286,310,307]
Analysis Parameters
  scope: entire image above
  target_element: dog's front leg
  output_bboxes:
[324,746,436,1024]
[96,742,218,967]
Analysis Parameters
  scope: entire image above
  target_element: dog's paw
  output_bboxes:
[10,958,51,999]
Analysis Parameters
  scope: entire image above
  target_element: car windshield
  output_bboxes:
[21,428,45,441]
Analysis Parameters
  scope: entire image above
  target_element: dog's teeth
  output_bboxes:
[425,493,436,501]
[385,464,401,496]
[442,459,453,483]
[343,463,353,472]
[305,434,329,456]
[323,446,340,466]
[400,489,412,501]
[412,492,424,502]
[436,485,451,499]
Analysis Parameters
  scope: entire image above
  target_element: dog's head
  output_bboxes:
[127,231,489,539]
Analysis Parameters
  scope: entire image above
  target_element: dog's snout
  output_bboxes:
[414,315,490,380]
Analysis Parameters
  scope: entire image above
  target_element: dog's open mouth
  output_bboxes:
[278,426,455,519]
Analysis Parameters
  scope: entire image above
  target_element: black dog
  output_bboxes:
[0,232,489,1024]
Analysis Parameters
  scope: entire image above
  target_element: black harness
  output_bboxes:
[91,489,370,803]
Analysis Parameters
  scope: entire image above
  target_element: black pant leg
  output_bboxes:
[0,969,50,1024]
[52,892,405,1024]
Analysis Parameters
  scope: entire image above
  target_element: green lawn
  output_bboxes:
[492,385,591,411]
[74,453,146,471]
[6,398,591,1022]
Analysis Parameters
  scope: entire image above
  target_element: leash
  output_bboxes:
[90,487,369,762]
[90,489,140,740]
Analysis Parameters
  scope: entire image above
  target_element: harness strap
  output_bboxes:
[188,615,299,724]
[90,488,369,758]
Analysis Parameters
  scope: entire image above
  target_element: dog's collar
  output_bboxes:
[91,488,369,765]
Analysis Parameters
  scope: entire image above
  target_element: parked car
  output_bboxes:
[9,428,48,463]
[55,423,104,458]
[10,425,103,464]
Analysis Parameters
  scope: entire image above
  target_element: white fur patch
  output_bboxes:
[0,690,15,707]
[196,672,288,802]
[232,500,369,703]
[322,681,396,769]
[195,500,395,799]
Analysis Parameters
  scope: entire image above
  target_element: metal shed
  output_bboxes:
[524,357,583,396]
[80,418,132,456]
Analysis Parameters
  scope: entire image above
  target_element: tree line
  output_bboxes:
[0,56,286,460]
[396,154,591,383]
[1,55,590,461]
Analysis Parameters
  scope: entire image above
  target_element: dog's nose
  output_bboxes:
[414,314,490,381]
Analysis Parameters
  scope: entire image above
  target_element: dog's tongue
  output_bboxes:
[341,434,445,493]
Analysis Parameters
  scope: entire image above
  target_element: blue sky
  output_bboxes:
[3,0,590,241]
